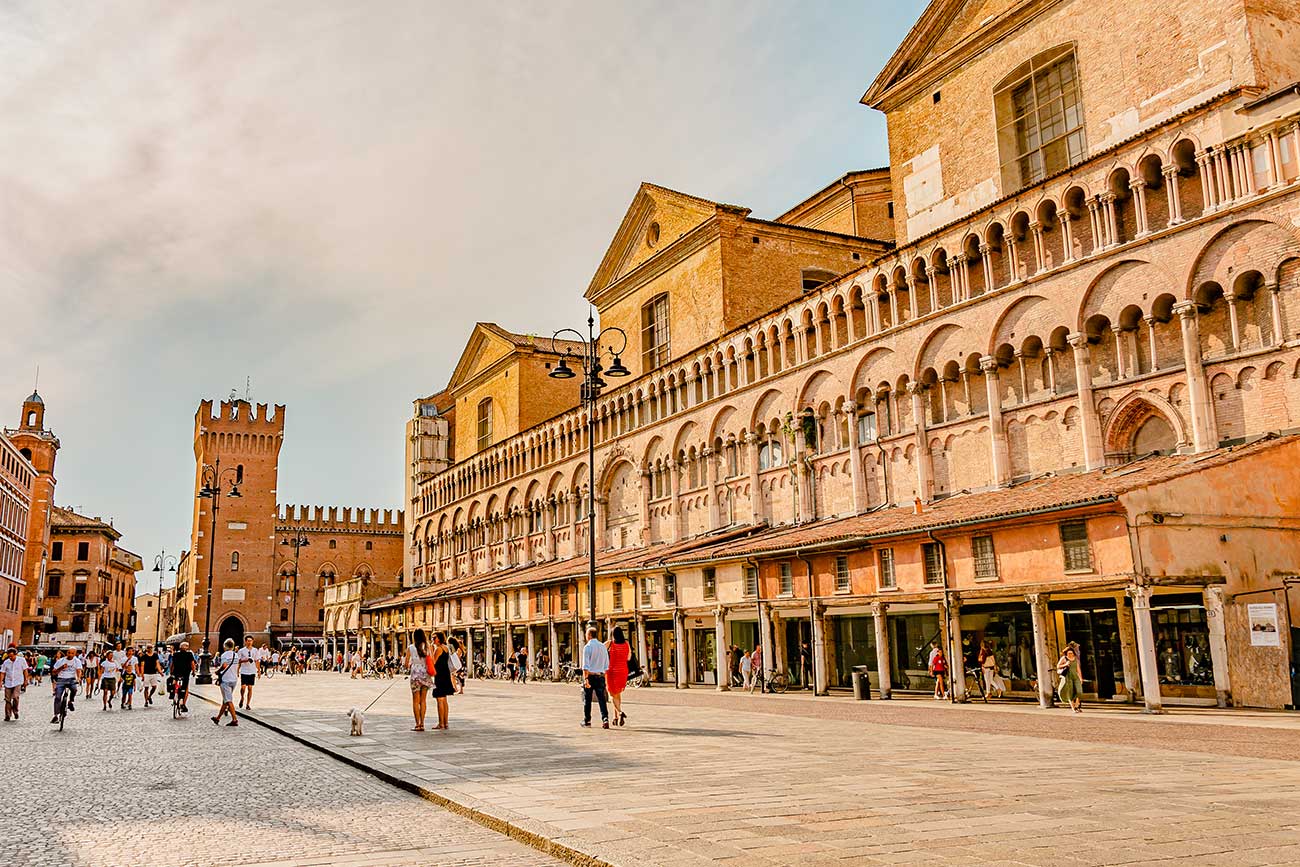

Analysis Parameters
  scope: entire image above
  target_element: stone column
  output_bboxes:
[1128,585,1165,713]
[1015,350,1029,399]
[1058,212,1075,262]
[1204,586,1232,708]
[1087,198,1106,248]
[1144,316,1160,372]
[638,474,651,545]
[1006,236,1021,282]
[1029,220,1046,273]
[1067,333,1106,469]
[946,598,967,702]
[704,447,721,530]
[1111,325,1127,379]
[906,277,919,320]
[635,614,648,679]
[909,383,932,501]
[1223,291,1241,351]
[1162,165,1182,225]
[1173,301,1216,452]
[1100,192,1119,246]
[484,613,494,675]
[1027,593,1054,709]
[668,458,682,542]
[1044,348,1058,394]
[547,619,559,679]
[714,606,729,691]
[1196,152,1217,210]
[844,401,866,512]
[1115,599,1139,702]
[925,265,940,311]
[759,602,775,684]
[978,243,993,293]
[1269,283,1284,345]
[812,603,830,696]
[980,356,1012,486]
[525,621,536,676]
[1129,178,1149,236]
[872,601,891,699]
[889,290,900,327]
[746,433,763,525]
[772,611,788,674]
[673,610,688,689]
[1266,130,1283,188]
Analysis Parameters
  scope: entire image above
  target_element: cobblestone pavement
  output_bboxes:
[211,673,1300,867]
[0,683,562,867]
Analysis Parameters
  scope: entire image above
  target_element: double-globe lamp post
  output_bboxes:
[152,551,177,649]
[195,459,242,684]
[548,312,630,638]
[280,529,310,649]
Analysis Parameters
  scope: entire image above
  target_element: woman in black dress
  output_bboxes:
[430,632,454,730]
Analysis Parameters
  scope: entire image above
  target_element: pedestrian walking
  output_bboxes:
[211,638,240,727]
[430,632,453,730]
[83,650,99,698]
[120,647,138,709]
[406,629,432,731]
[449,638,465,694]
[349,649,362,679]
[748,644,763,693]
[2,646,29,721]
[33,651,47,685]
[978,640,1003,699]
[605,626,630,727]
[580,627,610,729]
[928,641,948,699]
[1057,644,1084,714]
[236,637,259,710]
[99,654,120,709]
[517,644,529,684]
[740,645,753,691]
[139,645,164,707]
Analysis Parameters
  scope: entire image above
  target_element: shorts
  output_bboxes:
[101,677,117,691]
[240,673,256,687]
[144,674,163,690]
[219,680,236,703]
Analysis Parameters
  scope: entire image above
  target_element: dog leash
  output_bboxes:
[361,676,402,714]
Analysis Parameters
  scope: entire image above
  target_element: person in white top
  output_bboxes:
[2,646,29,721]
[99,655,121,710]
[236,637,259,710]
[50,648,81,722]
[350,650,363,679]
[739,647,754,691]
[212,638,240,727]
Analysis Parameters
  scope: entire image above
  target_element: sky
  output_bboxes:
[0,1,924,596]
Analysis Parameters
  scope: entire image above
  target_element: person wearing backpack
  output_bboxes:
[211,638,240,727]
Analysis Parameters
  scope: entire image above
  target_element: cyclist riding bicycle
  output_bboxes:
[169,641,197,714]
[50,647,80,724]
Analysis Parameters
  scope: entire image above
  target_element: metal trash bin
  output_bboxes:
[851,665,872,700]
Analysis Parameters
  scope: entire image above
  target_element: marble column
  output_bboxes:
[980,356,1012,485]
[1269,283,1284,345]
[1128,584,1165,713]
[746,433,764,525]
[547,619,559,679]
[909,382,933,501]
[714,606,730,692]
[1162,165,1182,225]
[1173,301,1216,452]
[1204,586,1232,708]
[668,458,682,542]
[673,610,688,689]
[1067,333,1106,468]
[872,601,891,699]
[1116,595,1140,703]
[1027,593,1054,709]
[845,400,866,512]
[946,598,967,701]
[812,603,829,696]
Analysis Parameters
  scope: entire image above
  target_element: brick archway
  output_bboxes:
[1103,392,1186,461]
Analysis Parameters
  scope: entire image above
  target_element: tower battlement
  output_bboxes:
[276,504,404,532]
[195,399,286,433]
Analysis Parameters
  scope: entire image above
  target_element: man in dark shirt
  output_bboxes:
[169,641,196,714]
[139,646,163,707]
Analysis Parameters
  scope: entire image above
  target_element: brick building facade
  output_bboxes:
[177,399,403,653]
[43,507,142,648]
[5,392,59,645]
[387,0,1300,708]
[0,429,35,646]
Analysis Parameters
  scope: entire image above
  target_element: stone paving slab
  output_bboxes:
[198,673,1300,866]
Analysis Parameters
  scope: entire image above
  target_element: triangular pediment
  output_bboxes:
[445,323,522,392]
[584,182,720,302]
[862,0,1039,108]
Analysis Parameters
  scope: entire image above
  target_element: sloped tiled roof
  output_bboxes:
[50,506,121,539]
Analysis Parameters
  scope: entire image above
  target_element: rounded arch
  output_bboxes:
[914,322,970,379]
[850,346,895,395]
[749,387,786,431]
[1078,259,1175,330]
[1103,392,1186,457]
[671,420,700,453]
[218,614,246,648]
[988,294,1055,355]
[1187,219,1300,299]
[795,369,844,413]
[707,405,738,441]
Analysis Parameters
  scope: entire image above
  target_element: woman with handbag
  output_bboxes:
[430,632,454,730]
[605,626,631,727]
[406,629,432,731]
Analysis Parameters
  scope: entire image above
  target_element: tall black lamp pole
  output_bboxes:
[195,459,242,684]
[152,551,177,649]
[548,311,630,638]
[280,529,310,648]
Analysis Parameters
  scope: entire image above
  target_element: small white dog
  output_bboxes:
[347,707,365,736]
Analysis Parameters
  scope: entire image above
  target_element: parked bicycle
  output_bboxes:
[627,670,651,689]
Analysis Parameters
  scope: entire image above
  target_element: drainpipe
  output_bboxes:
[797,549,818,696]
[928,529,958,705]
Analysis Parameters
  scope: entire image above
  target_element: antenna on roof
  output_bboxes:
[245,376,252,403]
[33,365,39,392]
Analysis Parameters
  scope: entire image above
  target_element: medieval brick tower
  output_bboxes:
[186,399,284,650]
[7,391,60,644]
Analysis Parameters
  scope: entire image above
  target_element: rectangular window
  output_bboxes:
[639,578,652,607]
[47,573,62,598]
[560,586,570,612]
[664,575,677,604]
[834,555,851,593]
[779,562,793,597]
[456,598,463,621]
[76,541,89,561]
[877,548,895,589]
[972,535,998,580]
[703,567,716,601]
[1060,520,1093,572]
[743,566,758,598]
[51,541,63,562]
[922,542,944,585]
[641,293,670,370]
[613,580,624,611]
[534,591,543,614]
[995,47,1086,191]
[476,399,493,452]
[473,597,482,619]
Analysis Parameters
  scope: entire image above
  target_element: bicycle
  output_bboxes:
[627,670,651,689]
[763,669,790,694]
[170,676,188,719]
[52,681,75,731]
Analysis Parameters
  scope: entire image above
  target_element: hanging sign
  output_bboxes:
[1247,603,1281,646]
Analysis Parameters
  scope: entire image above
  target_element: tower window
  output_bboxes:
[477,398,493,451]
[230,551,240,572]
[994,45,1086,192]
[641,294,670,370]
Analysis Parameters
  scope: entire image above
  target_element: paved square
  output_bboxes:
[211,673,1300,866]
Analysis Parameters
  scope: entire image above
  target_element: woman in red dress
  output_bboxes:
[605,626,631,727]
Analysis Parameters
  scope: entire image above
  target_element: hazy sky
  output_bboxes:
[0,1,923,595]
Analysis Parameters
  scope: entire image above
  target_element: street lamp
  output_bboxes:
[152,551,178,649]
[548,310,630,638]
[195,459,242,684]
[280,529,310,650]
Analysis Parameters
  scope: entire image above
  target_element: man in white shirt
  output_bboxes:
[212,638,240,726]
[2,646,29,721]
[50,648,81,722]
[99,654,121,710]
[236,637,259,710]
[580,627,610,729]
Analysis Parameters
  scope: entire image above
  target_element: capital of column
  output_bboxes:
[1127,583,1152,607]
[1066,331,1088,349]
[949,252,967,266]
[1161,164,1180,180]
[1057,212,1071,227]
[907,381,925,396]
[1099,191,1117,205]
[870,600,888,617]
[1128,177,1147,192]
[1024,592,1047,607]
[1086,198,1102,214]
[714,605,727,619]
[979,355,999,374]
[978,242,991,256]
[701,446,714,457]
[1143,314,1157,327]
[1013,349,1026,359]
[925,265,938,279]
[1043,346,1056,358]
[1029,220,1043,232]
[844,400,857,413]
[745,432,760,445]
[1172,300,1198,320]
[1267,281,1281,294]
[1110,323,1126,336]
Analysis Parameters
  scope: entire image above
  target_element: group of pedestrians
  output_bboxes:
[579,626,638,729]
[406,630,462,731]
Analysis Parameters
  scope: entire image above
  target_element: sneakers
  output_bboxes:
[67,702,74,712]
[580,721,591,727]
[601,721,610,729]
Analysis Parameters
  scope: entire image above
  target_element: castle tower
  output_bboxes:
[185,399,285,652]
[7,391,61,643]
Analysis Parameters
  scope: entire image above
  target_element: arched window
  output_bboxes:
[994,45,1086,192]
[476,398,493,451]
[230,551,240,572]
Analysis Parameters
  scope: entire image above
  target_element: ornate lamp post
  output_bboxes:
[548,311,630,637]
[195,460,242,684]
[152,551,177,649]
[280,529,310,650]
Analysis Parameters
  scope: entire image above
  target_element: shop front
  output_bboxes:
[957,602,1038,695]
[644,619,675,683]
[1051,597,1125,700]
[830,613,876,690]
[888,609,942,693]
[1150,593,1215,701]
